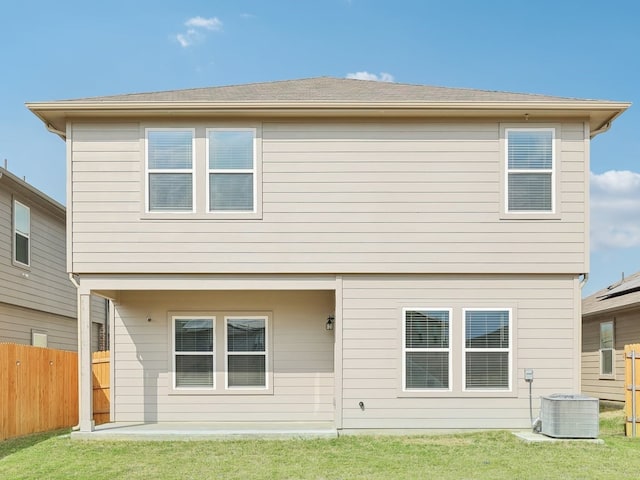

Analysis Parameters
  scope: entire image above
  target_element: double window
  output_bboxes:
[13,200,30,267]
[172,314,269,391]
[146,127,257,215]
[599,321,614,377]
[402,308,512,393]
[505,128,555,213]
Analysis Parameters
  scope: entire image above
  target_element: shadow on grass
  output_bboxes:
[0,428,70,460]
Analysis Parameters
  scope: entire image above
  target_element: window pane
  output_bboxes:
[466,352,509,389]
[508,131,552,169]
[601,350,613,375]
[14,203,30,235]
[209,130,254,169]
[508,173,552,211]
[405,310,449,348]
[175,319,213,352]
[228,355,266,387]
[15,233,29,265]
[148,130,193,169]
[209,173,253,211]
[600,322,614,349]
[406,352,448,389]
[465,311,509,348]
[176,355,213,387]
[149,173,192,211]
[227,319,265,352]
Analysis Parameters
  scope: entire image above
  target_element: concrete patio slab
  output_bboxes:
[513,431,604,444]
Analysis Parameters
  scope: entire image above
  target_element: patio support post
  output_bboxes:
[78,292,94,432]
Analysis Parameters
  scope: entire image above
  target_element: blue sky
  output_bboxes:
[0,0,638,296]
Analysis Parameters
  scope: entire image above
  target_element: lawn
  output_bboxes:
[0,409,637,479]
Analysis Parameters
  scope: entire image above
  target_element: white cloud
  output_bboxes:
[175,16,222,48]
[346,71,395,82]
[185,16,222,31]
[591,170,640,251]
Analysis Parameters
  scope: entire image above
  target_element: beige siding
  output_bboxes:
[581,311,640,402]
[69,120,587,275]
[0,183,75,318]
[340,274,579,431]
[111,290,334,423]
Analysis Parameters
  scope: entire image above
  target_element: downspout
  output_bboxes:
[46,123,67,140]
[579,273,589,290]
[69,273,80,289]
[589,121,611,139]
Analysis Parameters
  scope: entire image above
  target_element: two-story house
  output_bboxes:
[0,166,106,351]
[27,77,629,435]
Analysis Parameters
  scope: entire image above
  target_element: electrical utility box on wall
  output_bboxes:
[540,394,599,438]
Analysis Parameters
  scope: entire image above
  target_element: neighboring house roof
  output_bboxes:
[26,77,630,139]
[0,167,65,219]
[583,271,640,318]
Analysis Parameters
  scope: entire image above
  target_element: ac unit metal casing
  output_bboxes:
[540,394,599,438]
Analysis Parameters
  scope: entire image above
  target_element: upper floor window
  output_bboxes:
[146,129,195,212]
[403,308,451,391]
[13,200,30,266]
[208,129,256,212]
[506,128,555,213]
[600,321,614,377]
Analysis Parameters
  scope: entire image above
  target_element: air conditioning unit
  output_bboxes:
[540,394,599,438]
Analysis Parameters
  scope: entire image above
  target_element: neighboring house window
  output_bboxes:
[403,309,451,390]
[506,128,554,213]
[31,330,47,348]
[146,129,195,212]
[600,321,614,377]
[226,316,267,388]
[173,317,214,389]
[13,200,30,266]
[464,309,511,390]
[207,129,256,212]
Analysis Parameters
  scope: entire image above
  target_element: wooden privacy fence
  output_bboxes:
[625,344,640,436]
[0,343,78,441]
[92,350,110,425]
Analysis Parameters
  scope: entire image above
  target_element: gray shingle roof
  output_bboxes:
[583,271,640,317]
[56,77,604,104]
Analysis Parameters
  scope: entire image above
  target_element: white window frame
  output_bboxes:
[145,128,196,214]
[599,320,615,378]
[462,308,512,392]
[225,315,268,390]
[402,308,452,392]
[31,330,47,348]
[504,127,556,214]
[172,315,215,390]
[206,128,257,214]
[13,199,30,267]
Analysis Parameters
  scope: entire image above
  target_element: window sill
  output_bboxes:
[398,389,516,398]
[500,212,561,221]
[141,211,263,221]
[169,387,274,396]
[598,375,616,381]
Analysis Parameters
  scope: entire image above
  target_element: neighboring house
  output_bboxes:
[27,77,629,434]
[582,272,640,403]
[0,166,106,351]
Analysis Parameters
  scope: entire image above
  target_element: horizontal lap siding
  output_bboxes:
[0,186,75,318]
[340,274,578,430]
[112,290,335,423]
[0,302,77,351]
[70,121,587,274]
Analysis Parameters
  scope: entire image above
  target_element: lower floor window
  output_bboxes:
[464,309,511,390]
[226,317,267,388]
[174,317,214,388]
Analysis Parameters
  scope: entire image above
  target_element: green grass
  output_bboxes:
[0,409,638,479]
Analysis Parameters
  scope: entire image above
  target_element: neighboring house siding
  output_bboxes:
[0,184,75,318]
[0,301,77,351]
[111,290,334,423]
[69,121,587,275]
[340,274,578,430]
[582,313,633,402]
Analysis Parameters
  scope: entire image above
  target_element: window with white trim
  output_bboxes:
[506,128,554,213]
[403,309,451,390]
[208,129,256,212]
[600,321,614,377]
[173,317,215,389]
[13,200,30,266]
[31,330,47,348]
[226,316,267,388]
[146,129,195,212]
[464,309,511,390]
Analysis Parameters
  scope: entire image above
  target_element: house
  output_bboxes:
[582,272,640,403]
[27,77,629,435]
[0,166,106,351]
